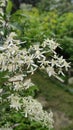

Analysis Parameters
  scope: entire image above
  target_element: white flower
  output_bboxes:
[23,79,34,89]
[0,89,3,93]
[53,54,58,59]
[0,56,8,71]
[0,31,4,35]
[63,60,70,71]
[0,0,8,5]
[13,82,23,91]
[30,44,45,59]
[8,94,21,111]
[33,45,45,59]
[7,64,16,72]
[9,32,17,38]
[50,59,57,67]
[24,54,36,69]
[0,8,4,16]
[38,57,49,67]
[46,66,56,77]
[0,18,5,27]
[55,56,70,71]
[43,38,59,51]
[9,74,25,82]
[0,54,4,65]
[27,66,38,75]
[58,68,65,76]
[5,32,17,46]
[56,56,65,67]
[0,1,6,7]
[35,50,45,59]
[32,44,43,52]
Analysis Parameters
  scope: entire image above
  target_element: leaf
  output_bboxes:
[6,0,13,14]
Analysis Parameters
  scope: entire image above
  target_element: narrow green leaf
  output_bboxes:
[6,0,13,14]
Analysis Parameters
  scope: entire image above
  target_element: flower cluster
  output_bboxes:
[9,75,35,91]
[23,96,54,129]
[0,33,70,79]
[8,94,54,129]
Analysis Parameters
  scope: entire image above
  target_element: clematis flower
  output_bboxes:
[8,94,21,111]
[23,79,34,89]
[46,66,56,77]
[42,38,59,51]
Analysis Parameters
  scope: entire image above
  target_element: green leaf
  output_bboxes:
[6,0,13,14]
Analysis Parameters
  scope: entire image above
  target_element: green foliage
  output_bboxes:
[55,12,73,63]
[6,0,13,14]
[0,110,50,130]
[10,8,73,64]
[25,85,39,97]
[10,9,58,45]
[0,71,8,85]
